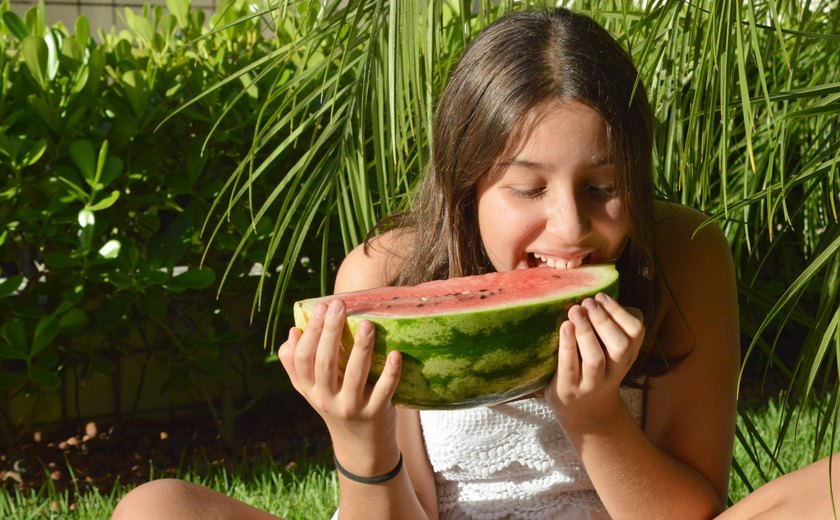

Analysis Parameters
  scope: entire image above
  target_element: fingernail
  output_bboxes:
[328,299,342,316]
[595,292,609,303]
[388,351,401,367]
[358,320,373,338]
[563,321,575,337]
[314,303,327,318]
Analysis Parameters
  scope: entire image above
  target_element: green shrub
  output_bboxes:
[0,0,314,449]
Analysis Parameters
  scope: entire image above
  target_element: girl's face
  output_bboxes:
[476,100,629,272]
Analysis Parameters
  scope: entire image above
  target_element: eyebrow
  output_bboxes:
[499,159,551,171]
[500,157,615,170]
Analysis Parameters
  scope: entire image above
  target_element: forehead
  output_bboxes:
[502,99,612,164]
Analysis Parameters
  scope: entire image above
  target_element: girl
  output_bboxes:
[293,7,739,518]
[111,7,836,520]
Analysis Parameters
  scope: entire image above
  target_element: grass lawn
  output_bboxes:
[1,396,835,519]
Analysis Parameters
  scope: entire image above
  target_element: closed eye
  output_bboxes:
[508,187,546,199]
[584,184,617,199]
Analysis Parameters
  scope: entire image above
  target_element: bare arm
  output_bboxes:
[279,233,437,520]
[546,203,739,519]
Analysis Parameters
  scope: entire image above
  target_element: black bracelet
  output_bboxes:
[333,452,403,484]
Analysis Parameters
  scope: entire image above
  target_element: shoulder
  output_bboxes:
[650,200,738,353]
[653,201,730,262]
[334,230,415,293]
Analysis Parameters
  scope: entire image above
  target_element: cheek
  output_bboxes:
[593,199,629,241]
[477,197,542,250]
[602,198,627,227]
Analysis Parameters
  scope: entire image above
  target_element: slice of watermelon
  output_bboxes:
[293,264,618,409]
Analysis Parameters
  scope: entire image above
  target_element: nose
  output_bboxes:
[545,192,591,242]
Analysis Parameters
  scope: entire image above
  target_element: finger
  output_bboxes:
[582,298,633,366]
[569,304,606,387]
[367,350,402,410]
[341,320,376,407]
[555,320,579,388]
[594,293,645,344]
[294,302,328,387]
[314,299,345,393]
[278,327,302,388]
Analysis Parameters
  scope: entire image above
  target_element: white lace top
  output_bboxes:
[418,387,645,520]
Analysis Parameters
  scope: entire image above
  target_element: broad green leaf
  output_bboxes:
[98,239,121,259]
[44,29,60,80]
[0,372,28,391]
[77,208,95,228]
[20,35,48,89]
[33,349,59,369]
[26,95,60,131]
[125,8,154,47]
[166,0,190,29]
[0,320,28,360]
[43,252,81,269]
[140,270,169,286]
[31,315,59,357]
[0,275,23,299]
[74,15,89,46]
[61,36,84,63]
[89,190,120,211]
[0,133,15,160]
[2,11,28,41]
[100,156,124,187]
[57,175,88,203]
[24,0,45,38]
[70,139,96,182]
[21,139,47,168]
[121,70,150,117]
[94,139,109,187]
[28,365,61,391]
[168,267,216,290]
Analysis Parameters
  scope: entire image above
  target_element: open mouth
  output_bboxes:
[528,252,590,270]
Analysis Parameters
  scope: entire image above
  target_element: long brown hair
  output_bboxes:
[371,8,663,378]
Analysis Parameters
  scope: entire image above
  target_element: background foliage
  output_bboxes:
[0,0,838,500]
[200,0,839,494]
[0,0,312,450]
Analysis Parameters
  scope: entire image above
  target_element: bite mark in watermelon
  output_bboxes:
[293,264,618,409]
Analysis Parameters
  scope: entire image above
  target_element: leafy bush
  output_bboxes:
[0,0,311,449]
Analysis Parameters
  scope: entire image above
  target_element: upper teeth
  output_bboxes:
[534,254,584,270]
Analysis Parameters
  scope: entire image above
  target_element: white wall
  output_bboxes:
[8,0,220,33]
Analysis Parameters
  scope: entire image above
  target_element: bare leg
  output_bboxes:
[111,478,283,520]
[717,454,840,520]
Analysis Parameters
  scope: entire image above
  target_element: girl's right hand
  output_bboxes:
[278,298,403,469]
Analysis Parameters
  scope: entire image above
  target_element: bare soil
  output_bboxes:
[0,391,330,500]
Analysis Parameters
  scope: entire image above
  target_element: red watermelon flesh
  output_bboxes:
[294,264,619,409]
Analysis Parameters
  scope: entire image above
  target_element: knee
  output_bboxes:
[111,479,198,520]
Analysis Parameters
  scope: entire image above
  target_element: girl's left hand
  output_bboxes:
[545,292,645,430]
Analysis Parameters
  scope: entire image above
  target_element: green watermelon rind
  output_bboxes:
[293,265,619,410]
